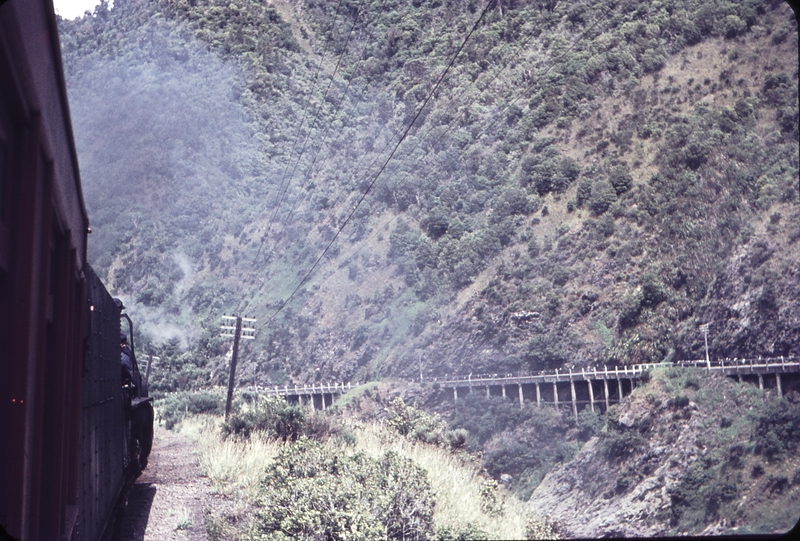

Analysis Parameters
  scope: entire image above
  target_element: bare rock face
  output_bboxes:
[529,437,679,538]
[528,369,800,537]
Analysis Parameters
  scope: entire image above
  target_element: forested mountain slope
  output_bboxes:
[59,0,798,391]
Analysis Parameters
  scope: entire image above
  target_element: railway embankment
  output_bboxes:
[114,425,217,541]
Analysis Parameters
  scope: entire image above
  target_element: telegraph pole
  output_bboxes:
[144,355,160,388]
[700,323,711,370]
[221,314,257,419]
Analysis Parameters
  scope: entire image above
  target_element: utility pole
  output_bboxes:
[700,323,711,370]
[221,314,257,419]
[145,355,160,388]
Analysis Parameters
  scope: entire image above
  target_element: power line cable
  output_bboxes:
[240,4,398,315]
[247,0,608,319]
[252,0,348,265]
[269,2,561,269]
[288,0,567,263]
[256,1,384,268]
[257,0,500,332]
[267,0,369,230]
[317,1,615,283]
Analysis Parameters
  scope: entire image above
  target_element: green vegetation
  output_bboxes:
[155,390,224,429]
[449,394,596,500]
[61,0,798,534]
[176,409,556,540]
[222,396,307,441]
[59,0,798,387]
[257,439,435,540]
[600,368,800,535]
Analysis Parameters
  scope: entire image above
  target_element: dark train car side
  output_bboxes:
[80,267,127,541]
[0,1,146,539]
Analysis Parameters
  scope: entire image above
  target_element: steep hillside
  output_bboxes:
[529,368,800,536]
[58,0,798,392]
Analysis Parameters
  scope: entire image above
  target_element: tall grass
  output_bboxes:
[177,415,554,539]
[178,415,285,499]
[353,421,537,538]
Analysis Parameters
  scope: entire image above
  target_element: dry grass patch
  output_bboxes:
[177,414,555,539]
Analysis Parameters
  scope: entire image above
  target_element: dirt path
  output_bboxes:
[113,425,213,541]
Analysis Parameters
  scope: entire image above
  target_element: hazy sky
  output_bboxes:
[54,0,110,20]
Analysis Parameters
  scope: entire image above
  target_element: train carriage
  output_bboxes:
[0,1,151,539]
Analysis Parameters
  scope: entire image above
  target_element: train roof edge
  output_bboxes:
[1,1,96,539]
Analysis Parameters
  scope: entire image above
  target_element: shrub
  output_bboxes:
[589,180,617,215]
[221,396,305,441]
[445,428,468,450]
[577,409,603,440]
[683,140,709,169]
[479,479,505,517]
[668,395,690,408]
[527,236,540,257]
[421,211,450,239]
[608,166,633,195]
[158,391,223,430]
[754,400,800,460]
[602,429,645,460]
[576,178,592,207]
[552,268,570,286]
[597,214,615,237]
[491,187,533,223]
[524,335,566,370]
[640,273,667,307]
[452,396,529,448]
[558,157,581,183]
[257,439,435,541]
[723,15,746,39]
[386,397,446,445]
[618,290,643,328]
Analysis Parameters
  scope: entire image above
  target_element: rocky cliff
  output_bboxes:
[529,368,800,536]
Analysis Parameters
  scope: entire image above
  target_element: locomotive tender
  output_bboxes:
[0,1,153,539]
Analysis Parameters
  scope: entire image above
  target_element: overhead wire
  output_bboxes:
[240,0,397,316]
[246,0,567,319]
[263,0,369,252]
[290,0,569,272]
[255,0,389,269]
[242,9,472,313]
[258,0,491,268]
[316,0,615,291]
[245,0,614,326]
[257,0,500,332]
[272,0,566,269]
[252,0,348,265]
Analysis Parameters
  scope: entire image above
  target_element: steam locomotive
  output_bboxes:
[0,1,153,539]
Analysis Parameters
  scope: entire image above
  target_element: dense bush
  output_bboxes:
[753,399,800,461]
[60,0,798,393]
[386,397,446,445]
[221,396,307,441]
[589,180,617,215]
[451,395,533,449]
[157,391,223,430]
[256,439,435,540]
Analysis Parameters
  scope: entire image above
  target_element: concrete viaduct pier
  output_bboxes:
[253,357,798,413]
[438,364,653,419]
[259,381,353,410]
[435,356,799,420]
